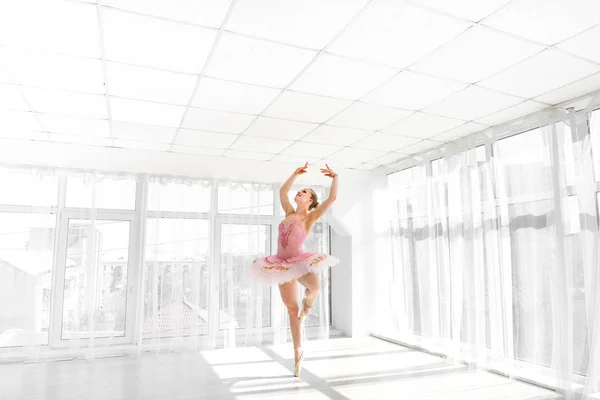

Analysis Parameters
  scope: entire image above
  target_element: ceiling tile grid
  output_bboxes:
[1,0,599,171]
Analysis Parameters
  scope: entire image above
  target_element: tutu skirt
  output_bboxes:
[249,252,340,285]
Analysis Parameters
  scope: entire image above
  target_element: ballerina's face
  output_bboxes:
[294,188,313,207]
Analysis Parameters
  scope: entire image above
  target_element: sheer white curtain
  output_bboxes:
[377,103,600,399]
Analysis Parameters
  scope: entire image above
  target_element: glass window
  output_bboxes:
[0,213,56,347]
[66,176,136,210]
[147,180,211,213]
[218,183,273,215]
[60,219,130,339]
[495,128,551,199]
[220,224,271,329]
[0,168,59,207]
[143,218,210,339]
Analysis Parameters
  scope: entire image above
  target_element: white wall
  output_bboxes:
[329,170,388,337]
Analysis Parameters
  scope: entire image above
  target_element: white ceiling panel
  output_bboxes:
[329,0,471,68]
[205,33,317,88]
[102,8,217,73]
[182,108,255,134]
[171,145,224,156]
[243,117,318,140]
[301,125,372,146]
[263,91,352,123]
[425,85,523,121]
[226,0,368,49]
[0,130,47,141]
[536,72,600,106]
[223,150,273,161]
[22,87,107,119]
[230,135,293,153]
[396,139,441,155]
[431,122,488,142]
[111,98,186,127]
[557,25,600,64]
[363,70,467,110]
[328,102,413,130]
[282,142,342,158]
[327,147,387,163]
[370,152,407,165]
[0,0,100,58]
[383,112,466,138]
[175,129,238,148]
[107,62,197,105]
[0,110,42,131]
[112,122,176,143]
[112,140,171,152]
[411,26,544,83]
[0,49,105,93]
[102,0,232,28]
[271,155,321,165]
[37,115,110,137]
[319,160,361,169]
[409,0,512,22]
[50,133,112,147]
[291,54,398,100]
[477,100,549,126]
[192,78,280,115]
[0,84,29,111]
[482,0,600,45]
[352,132,420,152]
[354,163,379,170]
[479,49,599,98]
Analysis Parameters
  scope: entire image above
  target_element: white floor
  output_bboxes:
[0,337,562,400]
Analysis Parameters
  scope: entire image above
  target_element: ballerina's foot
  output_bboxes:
[294,349,304,377]
[298,298,313,323]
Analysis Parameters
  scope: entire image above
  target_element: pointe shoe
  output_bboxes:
[298,298,312,323]
[294,350,304,377]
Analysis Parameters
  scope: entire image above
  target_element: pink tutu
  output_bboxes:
[250,252,340,285]
[249,218,340,285]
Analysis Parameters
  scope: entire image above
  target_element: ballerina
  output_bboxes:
[249,162,340,377]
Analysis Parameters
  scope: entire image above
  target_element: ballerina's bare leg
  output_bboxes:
[297,272,321,316]
[278,280,302,355]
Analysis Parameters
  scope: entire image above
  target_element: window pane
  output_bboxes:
[66,176,136,210]
[0,213,55,347]
[143,218,210,338]
[0,169,58,207]
[61,219,130,339]
[148,180,211,213]
[495,128,551,198]
[218,183,273,215]
[301,221,330,328]
[220,224,270,329]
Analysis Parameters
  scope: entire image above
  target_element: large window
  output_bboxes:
[144,218,210,338]
[0,170,333,352]
[0,213,56,346]
[382,110,600,384]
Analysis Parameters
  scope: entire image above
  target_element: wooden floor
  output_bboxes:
[0,337,562,400]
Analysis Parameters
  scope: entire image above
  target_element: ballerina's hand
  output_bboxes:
[294,162,308,176]
[320,164,337,178]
